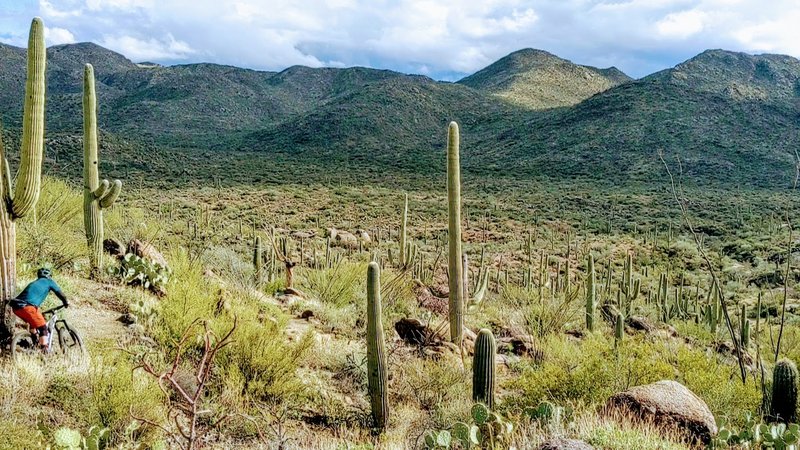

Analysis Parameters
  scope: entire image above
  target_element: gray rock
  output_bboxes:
[605,380,717,444]
[538,438,594,450]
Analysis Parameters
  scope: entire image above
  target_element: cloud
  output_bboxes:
[99,34,194,61]
[656,10,706,39]
[1,0,795,79]
[44,25,75,44]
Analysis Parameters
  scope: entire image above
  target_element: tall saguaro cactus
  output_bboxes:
[473,328,496,408]
[0,17,46,338]
[447,121,464,344]
[83,63,122,277]
[586,254,596,332]
[366,262,389,429]
[399,193,408,266]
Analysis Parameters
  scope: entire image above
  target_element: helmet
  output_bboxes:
[37,268,52,279]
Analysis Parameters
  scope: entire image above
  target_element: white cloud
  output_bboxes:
[44,25,75,44]
[656,10,706,39]
[16,0,800,78]
[99,33,193,61]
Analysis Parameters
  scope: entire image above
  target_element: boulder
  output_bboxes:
[605,380,717,444]
[127,239,169,268]
[626,315,656,333]
[103,238,126,259]
[117,313,137,325]
[538,438,594,450]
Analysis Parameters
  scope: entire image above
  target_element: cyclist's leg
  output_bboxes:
[13,306,47,348]
[36,325,48,348]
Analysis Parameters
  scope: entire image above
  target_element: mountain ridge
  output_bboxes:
[1,42,799,188]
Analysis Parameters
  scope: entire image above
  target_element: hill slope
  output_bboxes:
[1,44,800,188]
[458,49,632,109]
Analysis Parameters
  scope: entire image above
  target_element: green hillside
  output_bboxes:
[1,43,799,189]
[458,48,632,109]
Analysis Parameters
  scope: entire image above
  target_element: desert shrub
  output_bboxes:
[675,347,761,427]
[17,177,85,271]
[398,358,469,413]
[202,244,253,291]
[0,419,46,449]
[86,351,164,445]
[301,261,367,308]
[494,285,582,338]
[507,335,674,407]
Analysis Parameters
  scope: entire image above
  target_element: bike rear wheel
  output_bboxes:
[10,331,40,362]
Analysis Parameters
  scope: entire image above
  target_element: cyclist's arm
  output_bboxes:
[49,280,69,306]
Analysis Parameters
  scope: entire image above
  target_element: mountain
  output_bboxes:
[458,48,632,109]
[1,43,799,189]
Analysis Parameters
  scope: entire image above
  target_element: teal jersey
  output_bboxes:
[15,277,67,307]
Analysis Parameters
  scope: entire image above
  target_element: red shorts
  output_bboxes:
[13,305,46,329]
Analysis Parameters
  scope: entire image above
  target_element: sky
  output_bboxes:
[2,0,800,80]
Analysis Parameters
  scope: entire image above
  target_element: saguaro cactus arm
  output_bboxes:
[99,179,122,208]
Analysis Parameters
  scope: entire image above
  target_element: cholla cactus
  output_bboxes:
[0,17,46,337]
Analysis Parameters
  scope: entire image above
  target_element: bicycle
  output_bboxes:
[11,305,84,361]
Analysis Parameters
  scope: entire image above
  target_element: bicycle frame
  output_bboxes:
[31,305,65,353]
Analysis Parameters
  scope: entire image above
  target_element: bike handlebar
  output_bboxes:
[42,304,67,315]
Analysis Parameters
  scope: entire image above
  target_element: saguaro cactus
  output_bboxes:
[366,262,388,429]
[770,358,798,423]
[0,18,46,338]
[399,193,408,267]
[83,63,122,277]
[253,236,263,284]
[447,122,464,344]
[473,328,496,408]
[586,254,596,332]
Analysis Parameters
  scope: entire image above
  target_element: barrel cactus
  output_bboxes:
[83,63,122,277]
[366,262,389,429]
[770,358,798,423]
[472,328,496,408]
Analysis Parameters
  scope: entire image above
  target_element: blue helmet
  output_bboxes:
[37,268,52,279]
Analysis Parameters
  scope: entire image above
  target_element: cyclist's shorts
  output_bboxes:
[12,305,46,329]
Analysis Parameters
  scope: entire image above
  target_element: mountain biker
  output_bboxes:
[9,268,69,348]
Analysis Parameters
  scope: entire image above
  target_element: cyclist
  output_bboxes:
[9,268,69,348]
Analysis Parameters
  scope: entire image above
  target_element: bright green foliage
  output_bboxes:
[757,423,800,449]
[447,121,464,344]
[472,328,496,408]
[83,63,122,277]
[423,403,515,449]
[117,252,171,292]
[366,261,389,429]
[771,359,799,424]
[51,426,109,450]
[586,253,596,331]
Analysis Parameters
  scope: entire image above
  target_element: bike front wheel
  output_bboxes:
[55,321,84,358]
